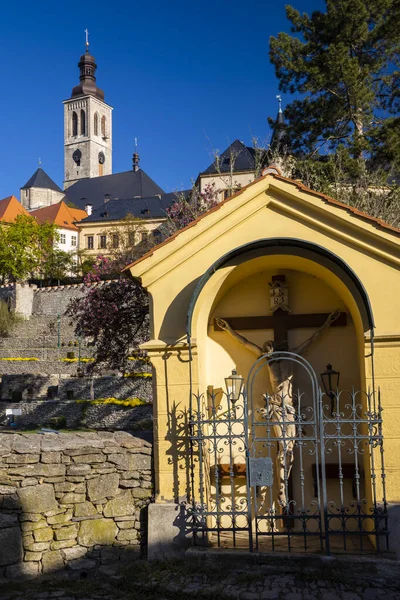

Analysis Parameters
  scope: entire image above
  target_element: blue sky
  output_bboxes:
[0,0,324,196]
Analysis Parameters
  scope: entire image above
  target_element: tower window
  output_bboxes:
[101,116,106,137]
[94,112,99,136]
[72,111,78,137]
[80,109,86,135]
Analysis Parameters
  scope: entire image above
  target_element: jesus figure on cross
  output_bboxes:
[215,309,341,510]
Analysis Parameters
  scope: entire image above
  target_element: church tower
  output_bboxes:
[63,35,113,190]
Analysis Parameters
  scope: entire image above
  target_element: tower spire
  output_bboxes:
[84,28,89,52]
[132,138,140,172]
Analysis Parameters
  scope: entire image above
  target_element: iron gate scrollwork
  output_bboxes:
[189,352,389,554]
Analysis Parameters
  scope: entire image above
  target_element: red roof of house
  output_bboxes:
[30,201,87,231]
[0,196,30,223]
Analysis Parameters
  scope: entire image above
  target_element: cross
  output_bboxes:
[38,157,42,167]
[84,29,89,49]
[276,94,282,113]
[214,274,347,349]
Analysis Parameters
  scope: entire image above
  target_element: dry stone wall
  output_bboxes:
[0,432,152,579]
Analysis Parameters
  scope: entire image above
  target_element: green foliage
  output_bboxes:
[269,0,400,165]
[0,215,58,282]
[42,249,76,281]
[0,300,21,337]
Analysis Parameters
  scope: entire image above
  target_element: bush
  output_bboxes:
[0,301,21,337]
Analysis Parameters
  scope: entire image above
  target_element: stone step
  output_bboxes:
[0,360,79,375]
[0,348,95,360]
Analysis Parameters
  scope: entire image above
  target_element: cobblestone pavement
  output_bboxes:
[0,555,399,600]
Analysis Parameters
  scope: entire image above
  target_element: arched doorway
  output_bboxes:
[187,239,388,554]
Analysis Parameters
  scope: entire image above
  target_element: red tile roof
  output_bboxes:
[30,201,87,231]
[0,196,30,223]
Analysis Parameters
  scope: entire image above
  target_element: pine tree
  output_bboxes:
[269,0,400,168]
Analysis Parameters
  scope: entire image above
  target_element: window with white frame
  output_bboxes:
[60,233,66,244]
[71,235,77,246]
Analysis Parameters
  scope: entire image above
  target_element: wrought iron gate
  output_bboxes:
[189,352,389,554]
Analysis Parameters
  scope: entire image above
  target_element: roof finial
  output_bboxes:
[132,138,140,172]
[276,94,282,114]
[84,28,89,52]
[38,157,42,167]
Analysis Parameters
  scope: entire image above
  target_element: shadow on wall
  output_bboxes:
[0,431,153,580]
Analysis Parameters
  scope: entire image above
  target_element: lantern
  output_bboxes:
[225,369,244,404]
[320,364,340,415]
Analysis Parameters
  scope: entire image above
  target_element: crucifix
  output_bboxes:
[84,28,89,50]
[214,274,347,510]
[214,274,346,350]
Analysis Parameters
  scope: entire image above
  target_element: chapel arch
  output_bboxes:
[71,111,78,137]
[80,109,86,135]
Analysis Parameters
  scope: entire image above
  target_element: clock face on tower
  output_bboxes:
[98,152,105,165]
[72,149,82,166]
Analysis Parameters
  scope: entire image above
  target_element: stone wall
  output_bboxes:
[0,401,153,431]
[0,432,152,579]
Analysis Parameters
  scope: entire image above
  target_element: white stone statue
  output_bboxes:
[215,310,341,509]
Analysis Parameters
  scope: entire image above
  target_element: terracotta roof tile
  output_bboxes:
[124,173,400,272]
[0,196,30,223]
[30,201,86,231]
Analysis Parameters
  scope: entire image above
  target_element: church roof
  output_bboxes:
[80,192,187,223]
[64,169,165,211]
[30,201,87,231]
[0,196,29,223]
[21,168,63,193]
[125,172,400,272]
[200,140,258,175]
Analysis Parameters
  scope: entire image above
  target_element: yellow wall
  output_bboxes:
[78,218,165,256]
[130,175,400,512]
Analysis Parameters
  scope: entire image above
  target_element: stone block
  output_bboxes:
[0,527,22,566]
[12,435,41,454]
[116,521,136,529]
[67,464,91,475]
[41,452,61,464]
[51,539,76,550]
[0,484,17,495]
[20,513,43,522]
[4,454,40,464]
[87,473,119,502]
[9,464,66,478]
[78,519,117,547]
[20,477,39,487]
[54,482,75,492]
[103,490,135,518]
[54,525,78,541]
[47,509,73,525]
[61,546,87,561]
[17,484,57,513]
[73,454,106,464]
[147,503,191,560]
[42,550,64,573]
[25,541,51,552]
[120,480,140,488]
[21,519,48,532]
[60,493,86,505]
[107,454,129,470]
[74,501,97,518]
[131,487,152,499]
[117,529,138,541]
[24,551,42,561]
[128,454,151,471]
[34,527,54,542]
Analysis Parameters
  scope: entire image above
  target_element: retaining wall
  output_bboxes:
[0,401,153,430]
[0,432,153,578]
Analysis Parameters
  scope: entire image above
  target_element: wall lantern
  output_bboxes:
[225,369,244,405]
[320,363,340,415]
